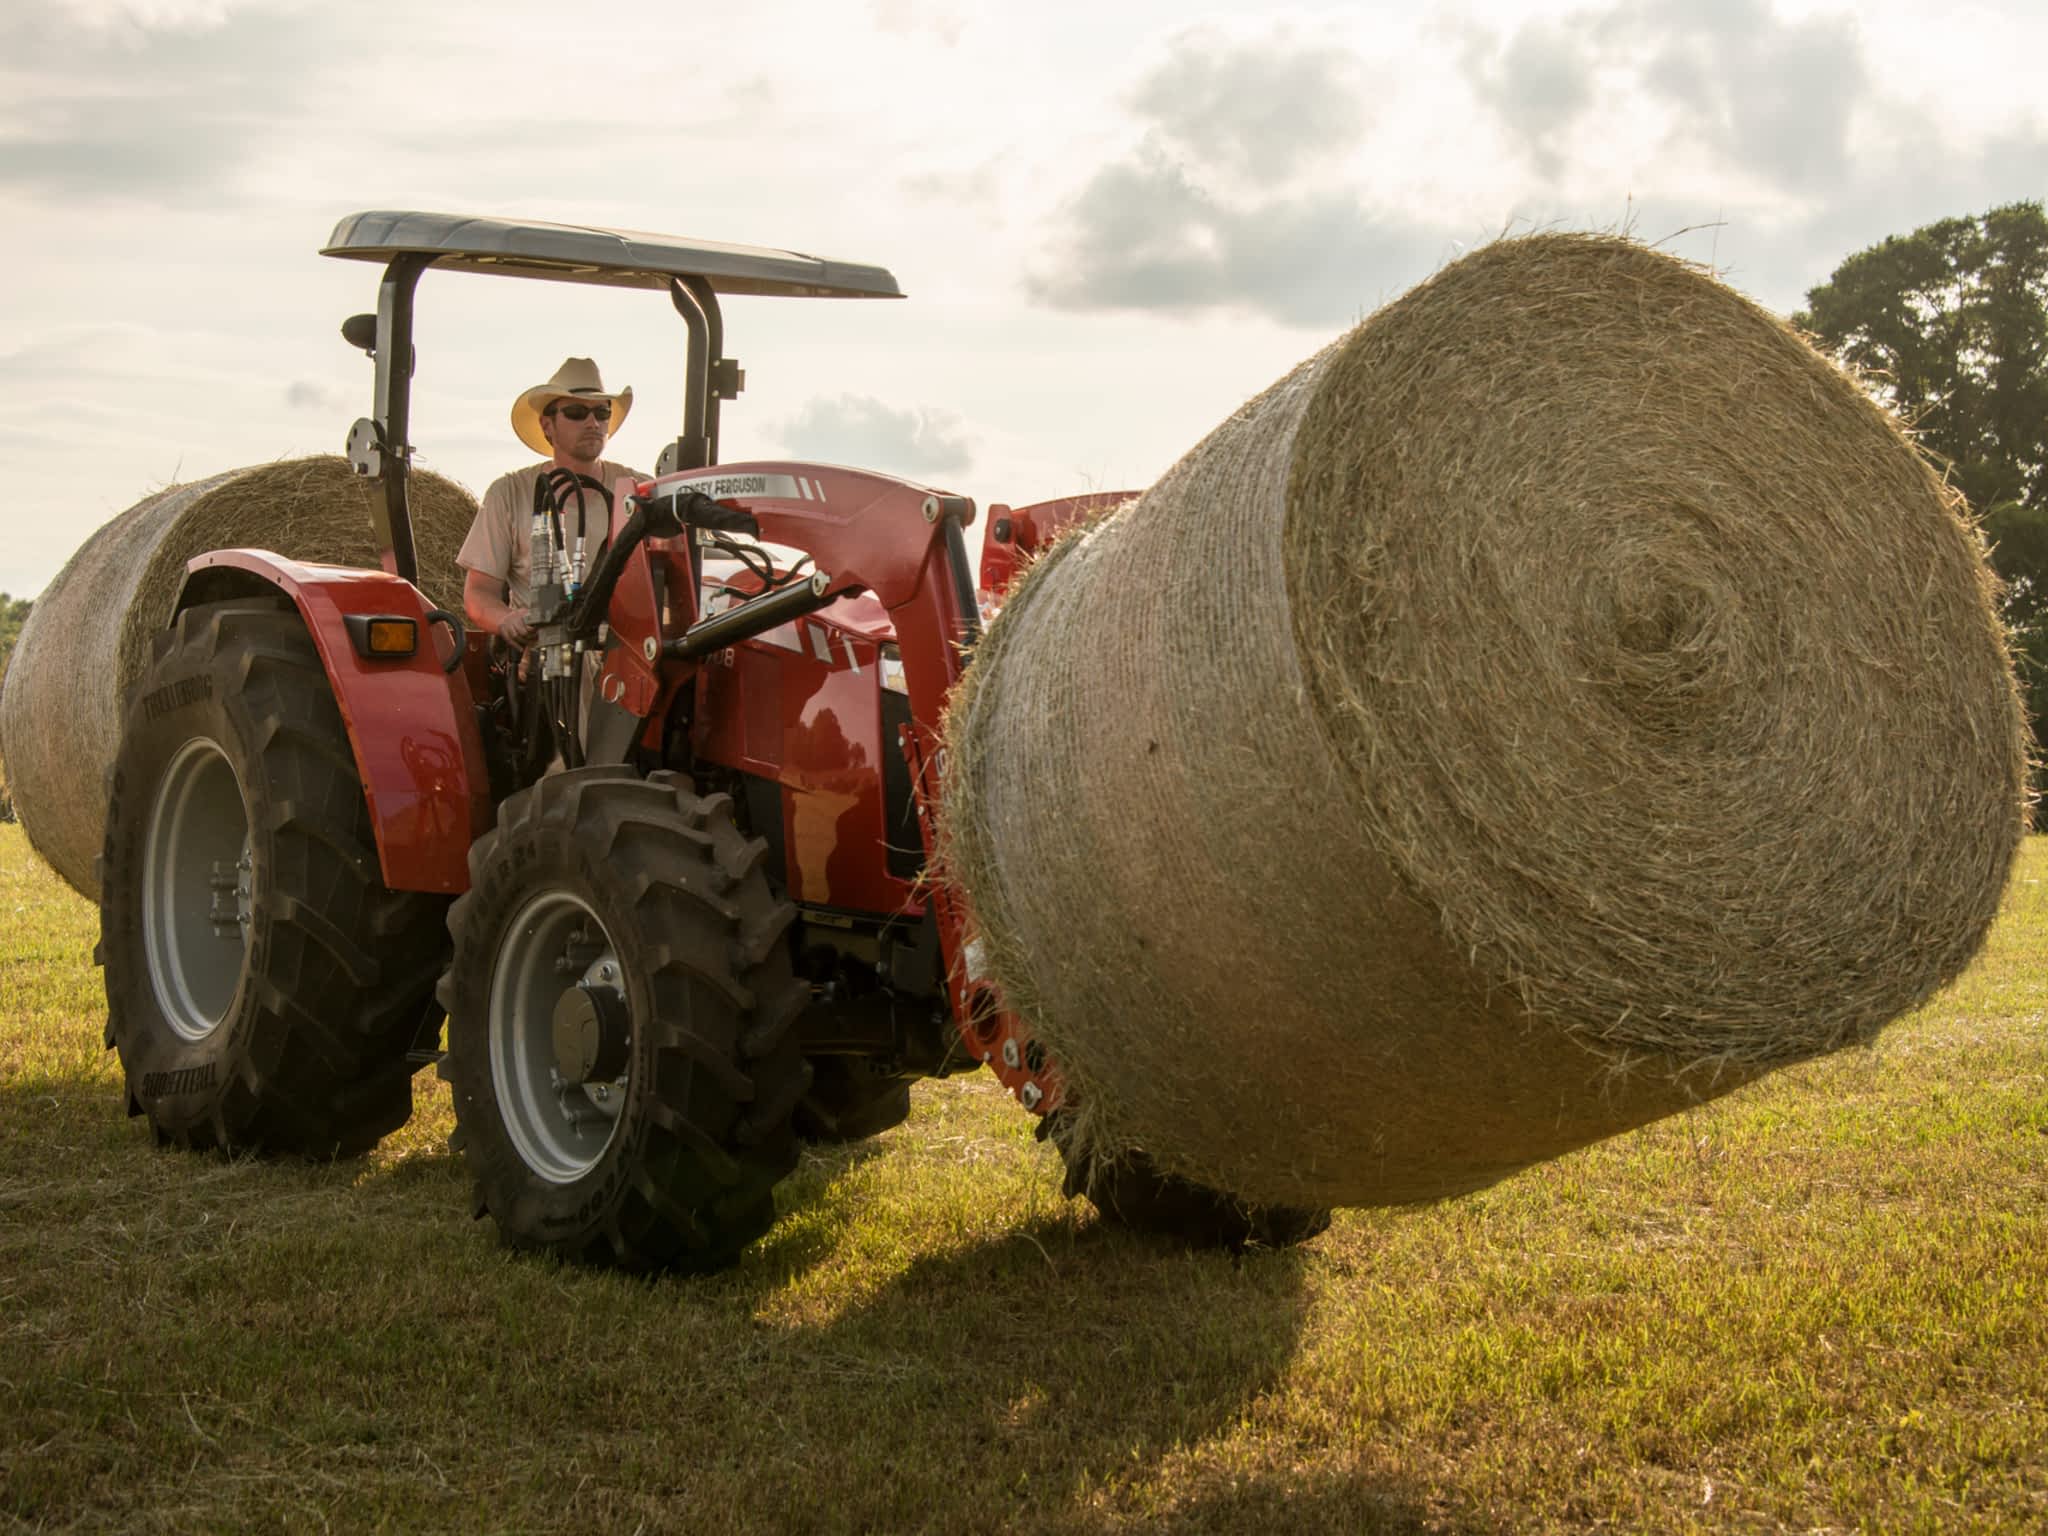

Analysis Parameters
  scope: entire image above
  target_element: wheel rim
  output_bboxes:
[142,736,253,1042]
[488,891,630,1184]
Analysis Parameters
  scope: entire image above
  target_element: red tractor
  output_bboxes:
[97,211,1328,1271]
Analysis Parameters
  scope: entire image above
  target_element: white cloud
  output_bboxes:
[1128,25,1370,187]
[776,395,975,479]
[1026,25,1449,326]
[1456,0,1874,200]
[1026,147,1448,326]
[284,379,340,411]
[1022,1,2048,324]
[1448,0,2048,309]
[0,2,345,199]
[868,0,962,46]
[47,0,243,36]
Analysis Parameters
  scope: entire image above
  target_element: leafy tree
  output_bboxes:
[0,592,28,679]
[1795,203,2048,799]
[1795,201,2048,517]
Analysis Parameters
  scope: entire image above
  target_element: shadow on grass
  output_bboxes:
[0,1029,131,1154]
[712,1201,1470,1534]
[0,1058,1472,1533]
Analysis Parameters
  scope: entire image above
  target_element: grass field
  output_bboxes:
[1,822,2043,1534]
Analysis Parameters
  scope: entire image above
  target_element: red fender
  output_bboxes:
[175,550,489,894]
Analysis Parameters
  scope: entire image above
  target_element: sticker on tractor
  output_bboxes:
[673,472,806,502]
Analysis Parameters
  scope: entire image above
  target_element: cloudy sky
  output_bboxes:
[2,0,2043,597]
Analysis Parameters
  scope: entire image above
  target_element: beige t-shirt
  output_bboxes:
[457,460,646,609]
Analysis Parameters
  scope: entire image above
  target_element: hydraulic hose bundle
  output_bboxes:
[509,474,796,771]
[521,467,612,771]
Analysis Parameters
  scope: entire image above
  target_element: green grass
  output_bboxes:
[1,821,2042,1533]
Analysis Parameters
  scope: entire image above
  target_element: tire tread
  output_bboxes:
[441,766,806,1274]
[99,600,450,1159]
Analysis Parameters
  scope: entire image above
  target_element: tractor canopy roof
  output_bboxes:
[322,210,903,300]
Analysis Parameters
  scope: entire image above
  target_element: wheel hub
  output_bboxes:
[206,850,254,938]
[552,982,630,1084]
[488,898,632,1184]
[143,736,253,1042]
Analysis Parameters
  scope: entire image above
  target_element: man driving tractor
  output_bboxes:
[458,357,646,650]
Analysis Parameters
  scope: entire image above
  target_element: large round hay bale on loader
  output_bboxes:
[0,456,476,900]
[942,233,2027,1212]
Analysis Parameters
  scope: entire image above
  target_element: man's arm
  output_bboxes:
[464,568,534,647]
[459,473,536,647]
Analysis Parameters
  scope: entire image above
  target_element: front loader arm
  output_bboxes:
[637,462,976,718]
[615,461,1063,1117]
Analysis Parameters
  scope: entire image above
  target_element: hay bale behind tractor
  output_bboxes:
[942,234,2027,1212]
[0,456,476,899]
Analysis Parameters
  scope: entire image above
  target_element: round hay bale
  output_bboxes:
[0,456,477,899]
[941,233,2026,1211]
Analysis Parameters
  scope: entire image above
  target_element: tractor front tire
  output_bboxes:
[99,599,450,1156]
[438,768,809,1272]
[1043,1111,1332,1250]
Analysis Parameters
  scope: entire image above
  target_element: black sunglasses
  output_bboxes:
[549,401,612,423]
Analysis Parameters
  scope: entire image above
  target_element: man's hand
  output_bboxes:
[465,567,534,648]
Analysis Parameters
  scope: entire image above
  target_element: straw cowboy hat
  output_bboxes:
[510,357,634,456]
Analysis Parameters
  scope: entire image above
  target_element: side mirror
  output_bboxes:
[340,313,378,355]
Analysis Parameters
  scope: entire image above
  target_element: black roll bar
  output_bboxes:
[667,275,734,473]
[344,252,430,587]
[347,254,746,581]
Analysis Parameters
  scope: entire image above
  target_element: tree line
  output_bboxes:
[1795,201,2048,801]
[0,593,28,820]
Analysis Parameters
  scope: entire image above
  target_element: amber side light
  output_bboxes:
[342,613,418,660]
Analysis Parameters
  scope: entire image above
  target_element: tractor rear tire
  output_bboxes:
[98,598,450,1156]
[437,768,810,1272]
[1043,1111,1331,1250]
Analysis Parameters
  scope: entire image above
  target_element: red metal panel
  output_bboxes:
[740,646,786,767]
[780,622,901,911]
[592,473,664,723]
[977,491,1136,599]
[182,550,487,894]
[651,460,1067,1115]
[692,647,746,768]
[657,462,963,612]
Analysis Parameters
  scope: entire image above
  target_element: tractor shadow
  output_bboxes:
[719,1178,1466,1533]
[0,1008,131,1151]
